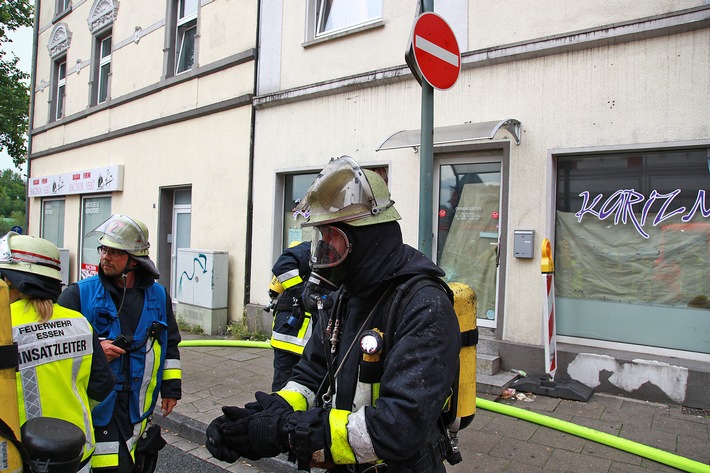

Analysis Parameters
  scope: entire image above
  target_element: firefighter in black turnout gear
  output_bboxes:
[268,241,313,391]
[206,156,460,472]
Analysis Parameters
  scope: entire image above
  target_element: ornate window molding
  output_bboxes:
[88,0,119,34]
[47,23,72,59]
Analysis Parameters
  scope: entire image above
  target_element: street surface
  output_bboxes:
[156,444,231,473]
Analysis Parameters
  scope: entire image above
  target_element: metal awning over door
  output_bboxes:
[376,118,521,151]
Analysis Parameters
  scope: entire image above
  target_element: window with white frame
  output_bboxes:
[94,33,112,104]
[42,199,65,248]
[175,0,198,74]
[57,0,71,14]
[52,59,67,121]
[312,0,382,39]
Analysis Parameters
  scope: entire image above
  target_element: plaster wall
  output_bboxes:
[251,28,710,346]
[28,106,253,321]
[469,0,708,51]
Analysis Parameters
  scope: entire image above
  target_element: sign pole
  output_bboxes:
[418,0,434,258]
[541,238,557,380]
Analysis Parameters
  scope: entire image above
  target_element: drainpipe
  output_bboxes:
[243,1,262,311]
[24,0,41,232]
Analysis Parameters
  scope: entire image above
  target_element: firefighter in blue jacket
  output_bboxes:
[206,156,460,472]
[58,214,182,473]
[268,241,314,391]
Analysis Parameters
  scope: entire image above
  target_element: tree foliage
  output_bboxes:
[0,0,33,168]
[0,169,26,233]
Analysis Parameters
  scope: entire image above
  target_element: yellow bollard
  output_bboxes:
[0,279,22,472]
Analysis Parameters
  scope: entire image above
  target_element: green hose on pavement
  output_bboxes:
[178,340,708,472]
[476,398,710,473]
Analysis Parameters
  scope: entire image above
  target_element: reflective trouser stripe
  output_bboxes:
[92,441,120,468]
[329,409,356,465]
[126,420,146,461]
[139,341,161,418]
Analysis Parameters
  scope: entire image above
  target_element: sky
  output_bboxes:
[1,25,33,174]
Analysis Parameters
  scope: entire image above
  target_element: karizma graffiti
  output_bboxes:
[575,189,709,238]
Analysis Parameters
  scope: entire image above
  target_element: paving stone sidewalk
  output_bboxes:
[155,337,710,473]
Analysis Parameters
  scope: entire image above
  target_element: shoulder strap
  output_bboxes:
[0,417,32,472]
[382,274,452,357]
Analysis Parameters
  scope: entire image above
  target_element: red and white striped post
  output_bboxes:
[541,238,557,380]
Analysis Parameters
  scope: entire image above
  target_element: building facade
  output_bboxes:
[28,1,710,408]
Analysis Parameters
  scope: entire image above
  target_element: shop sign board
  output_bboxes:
[28,165,124,197]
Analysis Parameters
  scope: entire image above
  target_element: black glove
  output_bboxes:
[281,408,328,460]
[221,402,261,421]
[219,392,294,461]
[205,394,273,462]
[205,415,240,463]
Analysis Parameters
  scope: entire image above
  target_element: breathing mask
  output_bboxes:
[302,272,338,313]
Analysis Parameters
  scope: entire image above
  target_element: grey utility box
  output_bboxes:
[513,230,534,258]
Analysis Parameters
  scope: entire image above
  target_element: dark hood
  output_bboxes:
[2,268,62,302]
[335,221,445,299]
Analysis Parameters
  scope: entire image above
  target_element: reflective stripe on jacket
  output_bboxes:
[77,276,169,426]
[12,301,96,464]
[270,270,313,355]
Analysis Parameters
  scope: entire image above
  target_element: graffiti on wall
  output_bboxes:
[575,189,709,239]
[178,253,208,298]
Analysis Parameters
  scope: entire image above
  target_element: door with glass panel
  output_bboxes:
[170,190,192,300]
[435,158,503,328]
[80,196,111,279]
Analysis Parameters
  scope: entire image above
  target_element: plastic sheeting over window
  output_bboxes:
[556,212,710,308]
[554,148,710,353]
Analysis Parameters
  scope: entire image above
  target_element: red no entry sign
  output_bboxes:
[408,12,461,90]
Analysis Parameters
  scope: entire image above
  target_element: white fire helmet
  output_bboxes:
[88,214,151,257]
[0,232,62,281]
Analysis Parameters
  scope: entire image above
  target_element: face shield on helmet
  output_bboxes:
[87,214,151,257]
[293,156,401,228]
[310,225,352,269]
[0,232,62,281]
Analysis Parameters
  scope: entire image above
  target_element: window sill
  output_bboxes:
[302,20,385,48]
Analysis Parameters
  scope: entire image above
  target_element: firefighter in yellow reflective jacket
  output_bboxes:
[269,241,313,391]
[1,232,114,473]
[206,157,460,473]
[59,214,182,473]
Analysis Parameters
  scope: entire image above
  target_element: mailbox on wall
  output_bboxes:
[513,230,535,258]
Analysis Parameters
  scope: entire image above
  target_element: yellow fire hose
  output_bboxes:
[178,338,709,473]
[476,398,709,473]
